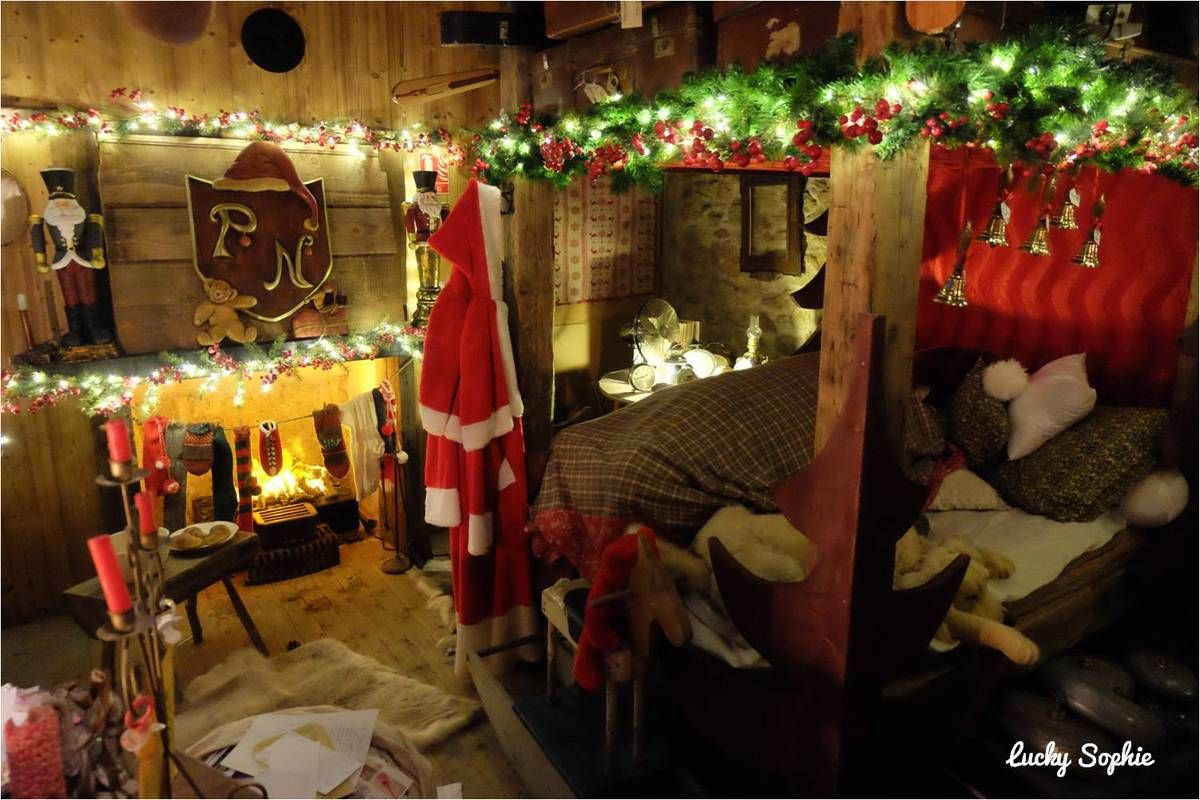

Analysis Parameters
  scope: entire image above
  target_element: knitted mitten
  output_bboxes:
[233,426,255,532]
[312,404,350,479]
[258,420,283,476]
[211,427,238,523]
[182,423,214,476]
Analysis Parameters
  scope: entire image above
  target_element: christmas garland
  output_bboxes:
[468,28,1199,192]
[0,87,466,161]
[0,323,424,418]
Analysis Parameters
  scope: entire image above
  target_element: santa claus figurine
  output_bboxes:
[28,168,112,346]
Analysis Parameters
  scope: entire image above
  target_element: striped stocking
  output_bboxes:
[233,426,255,532]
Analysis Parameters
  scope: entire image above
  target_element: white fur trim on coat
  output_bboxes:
[454,603,540,678]
[425,487,461,527]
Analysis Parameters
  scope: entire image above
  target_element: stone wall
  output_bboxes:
[659,172,822,361]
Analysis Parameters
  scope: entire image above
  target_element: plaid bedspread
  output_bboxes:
[531,353,819,578]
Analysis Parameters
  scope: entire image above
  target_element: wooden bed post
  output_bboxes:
[499,49,556,464]
[817,1,928,454]
[816,140,930,454]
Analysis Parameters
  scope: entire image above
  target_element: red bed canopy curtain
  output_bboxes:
[918,146,1198,406]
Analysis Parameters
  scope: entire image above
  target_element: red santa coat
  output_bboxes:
[420,180,538,676]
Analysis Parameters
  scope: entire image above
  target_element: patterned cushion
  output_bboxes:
[991,406,1168,522]
[947,360,1010,471]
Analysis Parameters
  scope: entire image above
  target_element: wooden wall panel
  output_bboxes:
[1,2,505,132]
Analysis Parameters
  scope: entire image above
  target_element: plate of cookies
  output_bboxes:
[168,521,238,556]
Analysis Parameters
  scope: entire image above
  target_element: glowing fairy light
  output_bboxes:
[657,107,671,120]
[991,54,1015,73]
[563,118,580,133]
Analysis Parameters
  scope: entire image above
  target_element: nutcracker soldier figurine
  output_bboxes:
[402,163,449,328]
[28,168,113,346]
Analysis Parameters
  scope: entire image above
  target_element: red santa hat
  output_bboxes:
[213,141,320,230]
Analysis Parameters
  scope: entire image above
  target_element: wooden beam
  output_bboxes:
[836,1,908,61]
[504,179,557,459]
[816,143,930,453]
[498,48,556,462]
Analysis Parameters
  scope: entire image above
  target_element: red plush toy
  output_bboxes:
[141,416,179,496]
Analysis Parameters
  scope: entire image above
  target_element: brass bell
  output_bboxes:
[935,221,973,308]
[1020,218,1052,257]
[1052,200,1078,230]
[933,269,968,307]
[1072,228,1101,268]
[977,205,1009,247]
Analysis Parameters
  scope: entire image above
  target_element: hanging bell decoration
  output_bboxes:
[1020,217,1052,256]
[977,166,1014,248]
[1072,195,1105,269]
[934,222,973,308]
[1053,185,1080,230]
[1020,176,1056,257]
[977,207,1009,247]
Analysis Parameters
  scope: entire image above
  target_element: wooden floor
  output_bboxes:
[1,536,527,798]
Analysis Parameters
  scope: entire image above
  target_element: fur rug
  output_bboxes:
[174,639,480,750]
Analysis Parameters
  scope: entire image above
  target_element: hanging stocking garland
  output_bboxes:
[141,415,180,496]
[233,426,255,532]
[313,404,350,479]
[182,423,214,475]
[258,420,283,476]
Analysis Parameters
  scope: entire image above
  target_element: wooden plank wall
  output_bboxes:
[1,1,504,133]
[0,1,504,625]
[99,135,401,353]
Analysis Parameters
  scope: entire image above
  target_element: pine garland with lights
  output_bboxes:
[0,323,423,418]
[1,87,466,161]
[468,28,1198,192]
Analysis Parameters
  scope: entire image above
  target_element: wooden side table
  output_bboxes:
[63,531,268,662]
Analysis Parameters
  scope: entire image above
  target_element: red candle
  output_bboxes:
[4,706,67,799]
[87,534,132,615]
[104,418,132,463]
[135,492,157,535]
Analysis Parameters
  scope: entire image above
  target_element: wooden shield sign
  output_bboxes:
[186,176,333,321]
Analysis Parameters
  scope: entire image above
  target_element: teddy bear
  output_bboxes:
[893,518,1040,665]
[193,278,258,345]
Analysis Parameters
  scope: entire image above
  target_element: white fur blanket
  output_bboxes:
[175,639,480,750]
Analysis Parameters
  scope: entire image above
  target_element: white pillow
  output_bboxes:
[930,468,1010,511]
[1007,353,1097,460]
[1120,469,1190,528]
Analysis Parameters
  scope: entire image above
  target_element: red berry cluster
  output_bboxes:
[984,94,1010,120]
[653,119,681,144]
[631,132,646,155]
[586,143,628,181]
[840,99,901,145]
[726,137,765,168]
[1025,131,1058,156]
[515,103,533,126]
[540,137,583,173]
[470,158,491,180]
